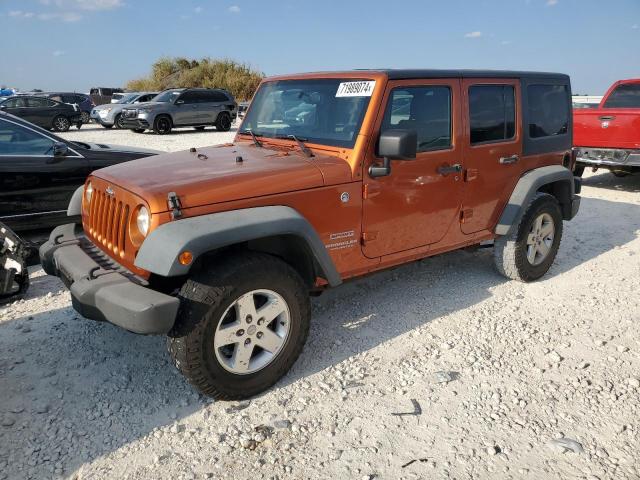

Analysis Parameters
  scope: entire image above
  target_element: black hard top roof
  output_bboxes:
[363,69,570,81]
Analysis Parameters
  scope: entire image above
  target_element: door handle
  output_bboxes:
[499,155,519,165]
[598,115,615,121]
[437,164,462,176]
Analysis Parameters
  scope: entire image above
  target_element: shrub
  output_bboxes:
[126,57,264,101]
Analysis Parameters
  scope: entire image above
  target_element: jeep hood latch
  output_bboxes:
[167,192,183,220]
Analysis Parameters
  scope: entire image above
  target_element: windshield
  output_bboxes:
[154,90,182,103]
[240,79,375,148]
[117,93,139,104]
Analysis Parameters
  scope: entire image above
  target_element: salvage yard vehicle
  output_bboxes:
[0,112,159,233]
[120,87,237,134]
[91,92,158,129]
[40,69,580,400]
[574,79,640,177]
[0,95,83,132]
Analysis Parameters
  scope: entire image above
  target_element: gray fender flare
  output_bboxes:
[134,206,342,286]
[67,186,84,216]
[495,165,576,236]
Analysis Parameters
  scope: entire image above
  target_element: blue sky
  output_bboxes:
[0,0,638,94]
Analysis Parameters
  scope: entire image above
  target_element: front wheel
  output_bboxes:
[114,113,125,129]
[167,253,310,399]
[81,111,90,124]
[153,115,172,135]
[493,192,563,282]
[52,115,71,132]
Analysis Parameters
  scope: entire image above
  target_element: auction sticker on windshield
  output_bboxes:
[336,81,376,97]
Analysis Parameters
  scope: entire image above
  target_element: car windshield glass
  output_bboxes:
[154,91,181,103]
[241,79,375,148]
[118,93,139,104]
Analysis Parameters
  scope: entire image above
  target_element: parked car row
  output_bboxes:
[0,95,83,132]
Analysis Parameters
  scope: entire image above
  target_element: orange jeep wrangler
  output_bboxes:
[40,70,580,399]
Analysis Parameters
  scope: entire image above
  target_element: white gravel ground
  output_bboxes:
[0,125,639,480]
[56,122,239,152]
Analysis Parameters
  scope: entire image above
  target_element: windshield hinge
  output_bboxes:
[167,192,183,220]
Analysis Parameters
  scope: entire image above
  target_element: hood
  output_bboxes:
[93,143,352,213]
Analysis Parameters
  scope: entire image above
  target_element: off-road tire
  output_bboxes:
[493,192,563,282]
[167,253,311,400]
[52,115,70,132]
[215,112,232,132]
[153,115,173,135]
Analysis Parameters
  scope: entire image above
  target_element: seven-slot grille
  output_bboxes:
[86,186,131,258]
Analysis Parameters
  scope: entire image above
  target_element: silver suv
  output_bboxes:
[120,88,237,134]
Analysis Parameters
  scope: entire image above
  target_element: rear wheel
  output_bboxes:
[153,115,172,135]
[494,192,563,282]
[52,115,70,132]
[573,165,585,177]
[215,112,232,132]
[167,253,310,400]
[81,111,90,124]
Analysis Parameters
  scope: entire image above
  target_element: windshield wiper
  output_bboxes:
[276,134,314,158]
[239,129,263,148]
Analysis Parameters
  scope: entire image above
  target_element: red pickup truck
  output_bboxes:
[573,79,640,177]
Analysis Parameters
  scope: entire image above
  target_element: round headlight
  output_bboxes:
[85,182,93,204]
[136,206,150,237]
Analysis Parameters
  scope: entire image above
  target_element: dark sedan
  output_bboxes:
[0,112,159,232]
[0,95,83,132]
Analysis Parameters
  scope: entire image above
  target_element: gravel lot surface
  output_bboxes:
[0,125,639,480]
[56,122,239,152]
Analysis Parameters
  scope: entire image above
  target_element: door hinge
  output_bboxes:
[167,192,183,219]
[460,209,473,223]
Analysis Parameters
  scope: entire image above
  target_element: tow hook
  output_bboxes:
[0,222,30,304]
[167,192,183,220]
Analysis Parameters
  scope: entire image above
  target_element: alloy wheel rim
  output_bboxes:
[526,212,555,266]
[158,118,169,133]
[55,117,69,130]
[213,289,290,375]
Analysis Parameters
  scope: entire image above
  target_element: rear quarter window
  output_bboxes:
[469,85,515,144]
[527,85,569,138]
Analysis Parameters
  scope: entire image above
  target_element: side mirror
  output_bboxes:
[0,105,6,110]
[53,142,69,157]
[370,129,417,178]
[175,99,184,105]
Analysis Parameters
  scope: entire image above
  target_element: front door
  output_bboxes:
[460,79,522,234]
[173,91,201,126]
[362,79,463,258]
[0,117,90,231]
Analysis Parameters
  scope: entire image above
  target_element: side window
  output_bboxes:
[3,98,20,108]
[50,95,63,103]
[61,95,75,103]
[178,91,199,104]
[381,86,452,152]
[210,91,229,103]
[527,85,569,138]
[46,99,58,107]
[603,84,640,108]
[0,119,55,155]
[27,97,49,108]
[469,85,515,144]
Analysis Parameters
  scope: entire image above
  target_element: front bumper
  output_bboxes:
[39,224,179,335]
[575,147,640,168]
[120,118,150,130]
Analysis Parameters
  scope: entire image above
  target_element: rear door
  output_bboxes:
[1,97,30,122]
[26,97,53,127]
[460,79,522,234]
[362,79,464,258]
